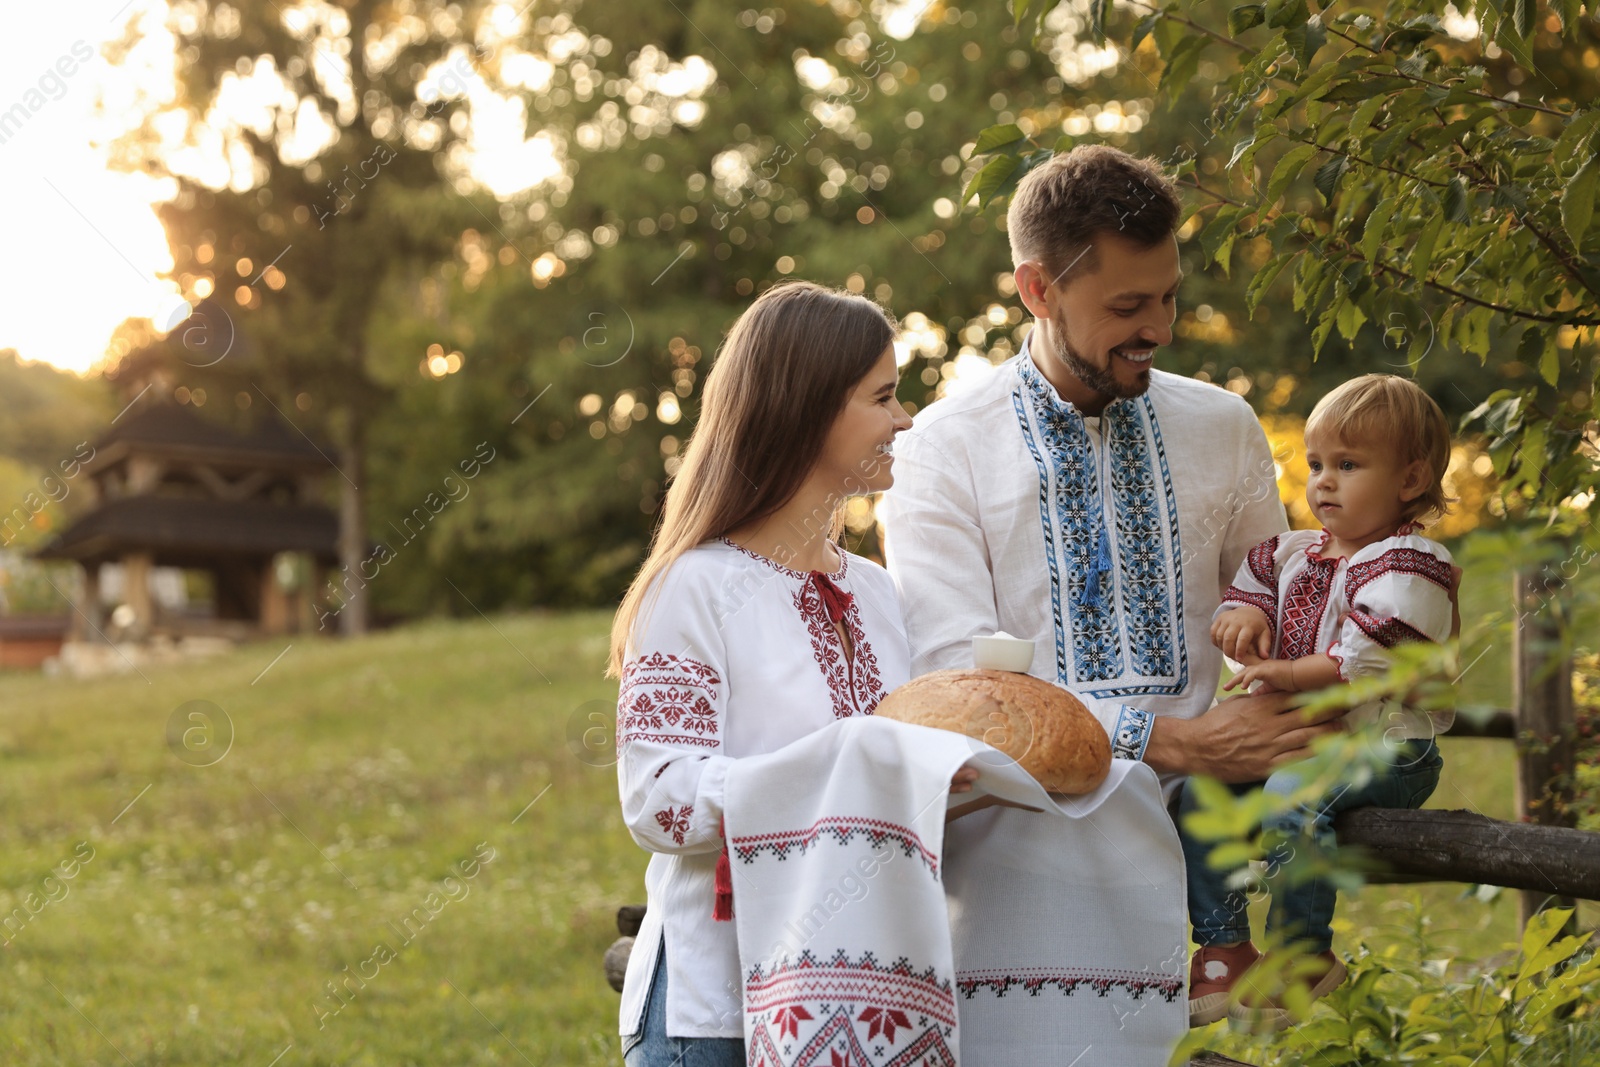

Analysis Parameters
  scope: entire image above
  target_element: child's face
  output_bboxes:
[1303,428,1427,550]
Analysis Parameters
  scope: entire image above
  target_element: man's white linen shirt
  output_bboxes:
[880,349,1288,790]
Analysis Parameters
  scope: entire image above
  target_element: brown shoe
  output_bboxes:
[1229,950,1348,1032]
[1188,941,1261,1027]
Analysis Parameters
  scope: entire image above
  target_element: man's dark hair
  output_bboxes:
[1006,144,1182,286]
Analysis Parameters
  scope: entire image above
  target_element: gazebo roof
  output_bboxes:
[33,496,339,565]
[88,401,334,474]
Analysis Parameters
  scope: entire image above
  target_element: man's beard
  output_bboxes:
[1046,307,1151,402]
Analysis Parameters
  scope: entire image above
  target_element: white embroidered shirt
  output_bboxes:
[879,348,1288,790]
[1218,527,1456,736]
[615,538,911,1039]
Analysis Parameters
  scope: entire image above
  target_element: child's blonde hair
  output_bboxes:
[1305,374,1454,524]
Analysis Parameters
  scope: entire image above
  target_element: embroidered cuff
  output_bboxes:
[1326,649,1347,683]
[1110,704,1154,762]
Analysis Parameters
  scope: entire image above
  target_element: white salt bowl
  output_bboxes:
[971,633,1035,673]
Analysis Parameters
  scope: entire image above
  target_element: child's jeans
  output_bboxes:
[1178,738,1443,954]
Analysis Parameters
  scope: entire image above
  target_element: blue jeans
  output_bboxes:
[621,937,745,1067]
[1178,738,1443,954]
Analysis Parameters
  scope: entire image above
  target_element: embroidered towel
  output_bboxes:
[723,716,1185,1066]
[945,770,1187,1066]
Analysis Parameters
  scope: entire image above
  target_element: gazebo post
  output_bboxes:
[122,551,153,641]
[74,562,103,642]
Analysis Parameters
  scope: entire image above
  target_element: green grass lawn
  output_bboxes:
[0,611,635,1066]
[0,590,1588,1065]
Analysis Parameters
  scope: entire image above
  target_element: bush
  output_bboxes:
[1178,904,1600,1066]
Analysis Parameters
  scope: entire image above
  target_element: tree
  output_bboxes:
[977,0,1598,537]
[108,0,506,633]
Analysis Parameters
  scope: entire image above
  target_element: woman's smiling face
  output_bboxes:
[813,343,912,497]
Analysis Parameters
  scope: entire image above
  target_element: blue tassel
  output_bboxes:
[1084,526,1112,609]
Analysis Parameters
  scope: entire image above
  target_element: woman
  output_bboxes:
[608,281,974,1065]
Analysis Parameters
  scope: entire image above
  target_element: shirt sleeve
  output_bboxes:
[1216,405,1290,602]
[1328,537,1455,681]
[880,428,997,676]
[615,562,733,856]
[1216,535,1284,645]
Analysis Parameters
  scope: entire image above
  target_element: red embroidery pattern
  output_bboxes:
[1221,587,1280,644]
[1348,611,1431,649]
[745,950,956,1067]
[1247,535,1280,588]
[1344,547,1453,602]
[618,652,722,752]
[956,967,1182,1002]
[1280,539,1339,660]
[720,537,832,581]
[731,816,939,877]
[719,538,884,719]
[654,804,692,845]
[794,563,885,720]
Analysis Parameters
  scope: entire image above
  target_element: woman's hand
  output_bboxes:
[950,765,979,794]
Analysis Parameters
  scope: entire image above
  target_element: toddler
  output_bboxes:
[1182,374,1457,1031]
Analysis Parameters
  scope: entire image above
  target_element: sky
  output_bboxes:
[0,3,184,374]
[0,1,573,376]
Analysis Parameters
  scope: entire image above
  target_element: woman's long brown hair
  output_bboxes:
[607,281,896,676]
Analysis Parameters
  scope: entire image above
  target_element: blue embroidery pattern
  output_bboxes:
[1013,357,1188,699]
[1111,705,1155,761]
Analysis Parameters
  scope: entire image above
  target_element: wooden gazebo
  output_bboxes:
[34,400,338,641]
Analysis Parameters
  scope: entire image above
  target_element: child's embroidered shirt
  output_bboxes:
[1219,528,1455,736]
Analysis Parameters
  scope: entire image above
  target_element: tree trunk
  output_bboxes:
[338,417,368,636]
[1513,565,1577,930]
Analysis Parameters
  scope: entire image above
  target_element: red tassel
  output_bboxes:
[809,571,854,624]
[714,820,734,922]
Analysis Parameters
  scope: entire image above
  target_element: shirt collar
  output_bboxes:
[1016,334,1134,425]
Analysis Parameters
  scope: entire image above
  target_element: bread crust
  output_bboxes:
[875,669,1112,795]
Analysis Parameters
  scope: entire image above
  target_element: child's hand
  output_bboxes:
[1211,606,1272,662]
[1223,659,1295,693]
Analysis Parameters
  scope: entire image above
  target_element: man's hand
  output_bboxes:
[1210,606,1272,662]
[1144,691,1348,783]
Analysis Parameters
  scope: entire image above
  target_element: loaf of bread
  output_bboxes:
[875,669,1111,795]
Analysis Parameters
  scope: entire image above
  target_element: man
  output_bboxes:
[881,144,1347,795]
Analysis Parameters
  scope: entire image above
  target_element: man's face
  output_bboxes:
[1030,232,1181,409]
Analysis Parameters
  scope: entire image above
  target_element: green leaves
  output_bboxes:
[1057,0,1600,530]
[1313,154,1348,203]
[1245,251,1296,315]
[1285,14,1326,71]
[962,124,1055,209]
[971,123,1027,156]
[1382,14,1446,54]
[963,155,1018,209]
[1087,0,1108,45]
[1442,174,1470,223]
[1197,205,1243,275]
[1561,157,1599,247]
[1360,195,1402,263]
[1158,34,1209,97]
[1227,4,1266,35]
[1267,143,1319,204]
[1410,213,1445,281]
[1266,0,1309,29]
[1511,0,1537,39]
